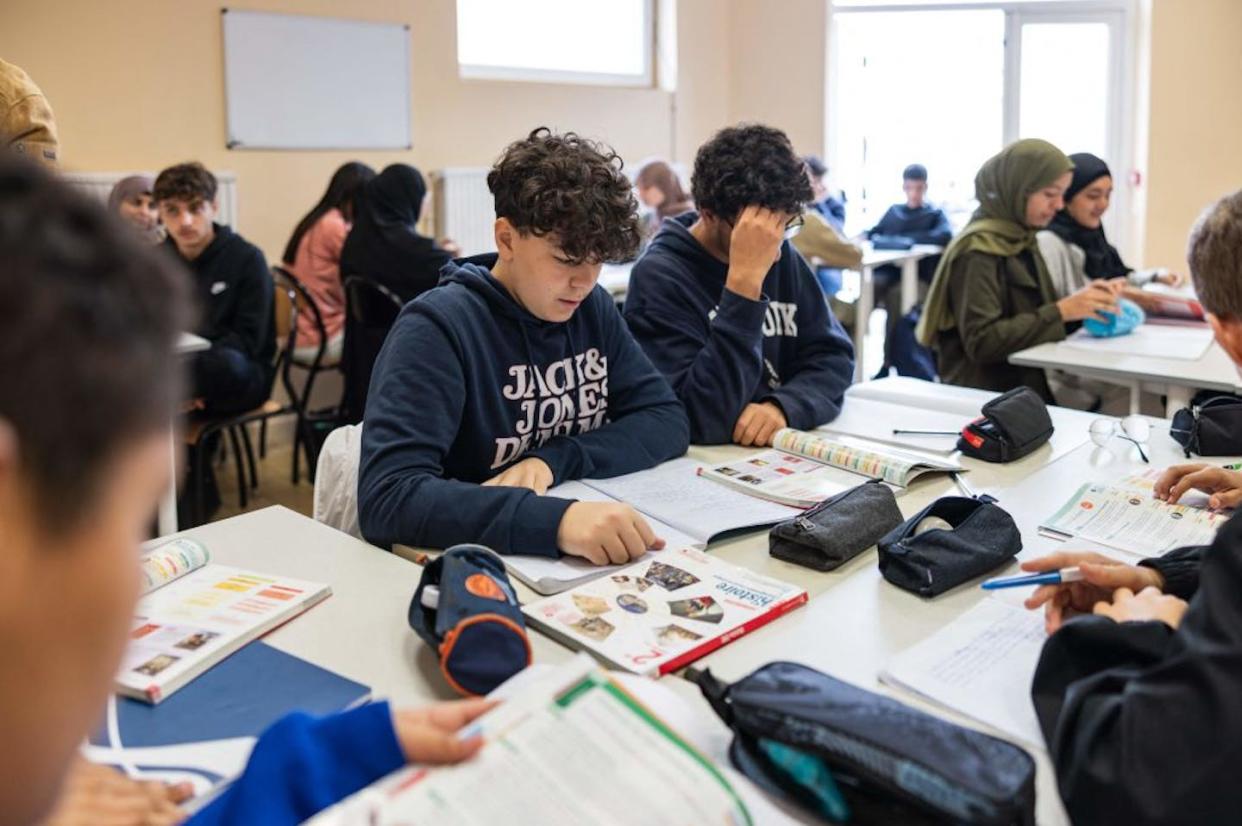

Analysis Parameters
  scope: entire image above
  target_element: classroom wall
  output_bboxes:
[0,0,705,261]
[1140,0,1242,270]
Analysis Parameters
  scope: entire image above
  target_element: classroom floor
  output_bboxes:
[215,436,316,522]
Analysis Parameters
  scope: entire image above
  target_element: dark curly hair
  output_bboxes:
[153,161,217,205]
[691,124,812,223]
[488,128,641,265]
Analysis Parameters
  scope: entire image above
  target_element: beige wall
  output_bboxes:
[1,0,695,259]
[1141,0,1242,270]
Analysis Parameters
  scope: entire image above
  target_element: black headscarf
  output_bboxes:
[338,163,450,303]
[1047,152,1130,281]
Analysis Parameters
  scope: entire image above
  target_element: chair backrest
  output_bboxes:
[313,423,363,540]
[343,275,404,329]
[273,265,330,365]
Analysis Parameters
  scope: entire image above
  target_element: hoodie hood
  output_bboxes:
[645,211,729,284]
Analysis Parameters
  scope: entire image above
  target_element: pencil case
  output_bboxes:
[1170,391,1242,457]
[695,661,1036,825]
[768,480,903,571]
[877,496,1021,597]
[957,386,1054,463]
[408,544,531,696]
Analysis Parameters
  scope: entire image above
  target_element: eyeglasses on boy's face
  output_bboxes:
[721,211,805,240]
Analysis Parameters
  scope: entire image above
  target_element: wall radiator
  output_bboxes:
[429,167,495,257]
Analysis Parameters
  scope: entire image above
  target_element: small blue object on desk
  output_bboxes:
[1083,297,1145,338]
[981,566,1083,590]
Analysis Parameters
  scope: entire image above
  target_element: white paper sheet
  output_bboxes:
[1060,325,1213,361]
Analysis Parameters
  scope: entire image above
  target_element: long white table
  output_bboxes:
[1010,324,1238,416]
[160,333,211,536]
[848,243,942,381]
[174,382,1198,825]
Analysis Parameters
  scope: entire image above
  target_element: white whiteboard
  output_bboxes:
[221,9,411,150]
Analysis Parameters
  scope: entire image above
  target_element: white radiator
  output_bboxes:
[430,167,495,256]
[62,170,240,228]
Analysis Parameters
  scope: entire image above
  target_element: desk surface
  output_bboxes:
[858,242,942,268]
[1010,325,1238,392]
[175,385,1179,826]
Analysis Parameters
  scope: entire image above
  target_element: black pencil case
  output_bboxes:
[957,386,1054,463]
[769,480,903,571]
[877,495,1021,597]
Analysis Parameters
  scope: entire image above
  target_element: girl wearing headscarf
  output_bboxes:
[107,175,162,243]
[917,139,1119,401]
[1038,152,1186,303]
[283,161,375,364]
[338,164,453,422]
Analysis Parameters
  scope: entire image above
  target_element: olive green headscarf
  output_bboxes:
[916,139,1073,346]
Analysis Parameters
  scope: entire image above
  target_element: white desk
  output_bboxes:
[160,333,211,536]
[1010,325,1238,416]
[848,244,942,381]
[597,261,633,304]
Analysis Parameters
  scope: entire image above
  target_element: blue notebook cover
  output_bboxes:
[87,641,371,792]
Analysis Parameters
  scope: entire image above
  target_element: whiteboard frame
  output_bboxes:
[221,8,413,151]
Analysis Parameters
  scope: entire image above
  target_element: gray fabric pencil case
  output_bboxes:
[769,480,903,571]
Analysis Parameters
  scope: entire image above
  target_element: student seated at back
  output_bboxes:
[916,139,1119,402]
[338,163,452,423]
[282,161,376,365]
[1038,152,1187,305]
[107,175,162,244]
[0,159,491,826]
[358,128,689,566]
[1020,190,1242,825]
[803,154,847,231]
[634,159,694,233]
[155,162,274,416]
[623,124,855,447]
[865,163,952,277]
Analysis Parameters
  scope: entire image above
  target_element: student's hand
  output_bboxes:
[1021,550,1164,633]
[725,206,787,301]
[42,758,192,826]
[1156,271,1187,288]
[392,698,496,765]
[439,238,462,258]
[1056,281,1119,323]
[483,457,553,495]
[1093,586,1189,630]
[733,402,787,447]
[557,501,666,566]
[1154,463,1242,510]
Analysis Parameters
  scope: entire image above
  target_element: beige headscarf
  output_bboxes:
[916,139,1073,346]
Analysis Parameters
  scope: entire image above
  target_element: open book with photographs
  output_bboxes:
[117,538,331,704]
[698,428,964,508]
[522,546,806,677]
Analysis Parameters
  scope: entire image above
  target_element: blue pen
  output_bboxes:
[981,566,1083,590]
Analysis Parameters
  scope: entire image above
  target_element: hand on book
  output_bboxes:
[483,457,553,495]
[557,502,665,566]
[1154,463,1242,510]
[733,402,786,447]
[42,757,192,826]
[393,698,496,765]
[1093,586,1188,630]
[1021,551,1165,633]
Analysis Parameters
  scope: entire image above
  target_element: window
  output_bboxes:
[830,1,1133,249]
[456,0,654,86]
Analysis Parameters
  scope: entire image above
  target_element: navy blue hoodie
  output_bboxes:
[866,204,952,246]
[358,255,689,556]
[624,213,855,445]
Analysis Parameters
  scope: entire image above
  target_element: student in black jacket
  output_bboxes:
[1021,190,1242,825]
[625,125,855,447]
[155,162,274,415]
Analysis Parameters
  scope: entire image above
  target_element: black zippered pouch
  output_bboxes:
[1170,391,1242,457]
[695,661,1037,825]
[769,481,903,571]
[878,496,1021,597]
[957,386,1054,463]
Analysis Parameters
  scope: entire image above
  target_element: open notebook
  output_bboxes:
[118,539,331,703]
[503,457,799,595]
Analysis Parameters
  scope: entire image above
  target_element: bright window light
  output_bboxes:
[456,0,653,86]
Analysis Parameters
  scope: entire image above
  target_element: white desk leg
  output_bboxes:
[853,265,873,382]
[1165,385,1192,419]
[158,427,178,536]
[900,257,919,315]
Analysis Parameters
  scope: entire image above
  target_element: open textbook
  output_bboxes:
[1040,470,1227,556]
[699,428,962,507]
[305,656,753,826]
[523,547,807,677]
[117,538,331,704]
[881,598,1047,749]
[504,458,799,595]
